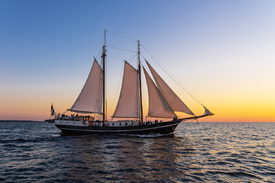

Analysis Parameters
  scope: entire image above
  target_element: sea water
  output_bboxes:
[0,122,274,182]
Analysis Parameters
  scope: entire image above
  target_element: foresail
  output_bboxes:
[143,67,176,118]
[113,61,140,118]
[70,60,103,114]
[146,60,194,115]
[203,105,213,115]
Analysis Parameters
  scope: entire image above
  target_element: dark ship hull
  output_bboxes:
[55,120,181,135]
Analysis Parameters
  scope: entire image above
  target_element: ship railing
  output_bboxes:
[55,114,95,122]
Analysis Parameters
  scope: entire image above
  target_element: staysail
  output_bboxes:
[143,67,176,118]
[146,60,194,115]
[70,60,103,114]
[113,61,140,118]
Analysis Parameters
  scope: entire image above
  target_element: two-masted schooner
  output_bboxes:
[53,30,213,135]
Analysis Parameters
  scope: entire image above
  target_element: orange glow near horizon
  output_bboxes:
[1,91,274,122]
[1,69,275,122]
[1,71,274,122]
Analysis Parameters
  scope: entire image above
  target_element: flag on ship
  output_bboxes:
[51,104,55,116]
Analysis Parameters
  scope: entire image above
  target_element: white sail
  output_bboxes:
[113,61,140,118]
[146,61,194,115]
[70,60,103,113]
[143,67,176,118]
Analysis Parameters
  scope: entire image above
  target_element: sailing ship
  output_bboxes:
[53,30,213,135]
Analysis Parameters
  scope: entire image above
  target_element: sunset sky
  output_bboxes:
[0,0,274,122]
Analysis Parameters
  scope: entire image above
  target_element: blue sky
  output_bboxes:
[0,0,275,121]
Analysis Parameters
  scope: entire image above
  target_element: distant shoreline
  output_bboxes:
[0,120,43,122]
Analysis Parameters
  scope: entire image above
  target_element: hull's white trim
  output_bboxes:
[55,120,89,126]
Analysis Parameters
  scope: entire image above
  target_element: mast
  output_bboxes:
[102,30,106,122]
[138,40,143,124]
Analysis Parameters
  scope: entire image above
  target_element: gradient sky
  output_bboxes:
[0,0,275,122]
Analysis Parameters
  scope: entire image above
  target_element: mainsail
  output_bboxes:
[113,61,140,118]
[146,60,194,115]
[143,67,176,118]
[70,60,103,114]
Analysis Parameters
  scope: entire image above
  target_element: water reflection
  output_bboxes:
[59,135,189,182]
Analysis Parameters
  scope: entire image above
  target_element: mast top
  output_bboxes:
[104,29,106,47]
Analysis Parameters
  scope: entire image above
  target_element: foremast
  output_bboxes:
[102,29,107,122]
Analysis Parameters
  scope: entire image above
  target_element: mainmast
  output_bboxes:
[138,40,143,124]
[102,30,106,122]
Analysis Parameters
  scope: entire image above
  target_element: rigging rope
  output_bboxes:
[200,115,213,122]
[107,45,137,53]
[108,40,137,47]
[106,30,137,41]
[126,54,138,64]
[107,55,124,61]
[107,53,137,63]
[95,48,103,61]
